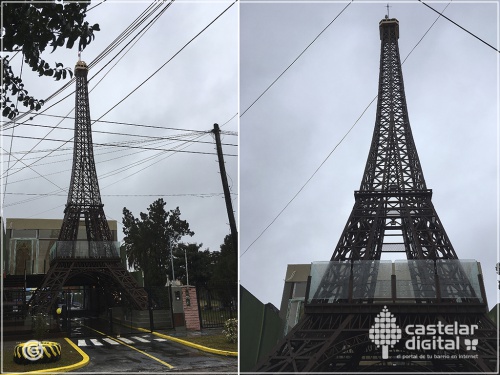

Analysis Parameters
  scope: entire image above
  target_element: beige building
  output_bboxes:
[4,218,118,276]
[279,263,311,336]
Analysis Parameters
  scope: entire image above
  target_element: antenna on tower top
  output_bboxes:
[78,48,82,61]
[386,3,391,18]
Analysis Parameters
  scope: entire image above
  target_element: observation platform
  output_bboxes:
[49,241,121,261]
[305,260,488,314]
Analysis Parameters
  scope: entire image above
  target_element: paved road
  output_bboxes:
[69,318,237,373]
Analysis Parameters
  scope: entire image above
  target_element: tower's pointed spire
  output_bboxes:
[254,17,497,373]
[28,60,149,316]
[331,18,455,262]
[58,60,112,250]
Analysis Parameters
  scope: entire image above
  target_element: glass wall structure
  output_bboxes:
[308,259,484,304]
[6,218,117,275]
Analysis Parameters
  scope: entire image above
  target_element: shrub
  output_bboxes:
[222,318,237,343]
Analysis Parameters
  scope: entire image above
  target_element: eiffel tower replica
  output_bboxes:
[29,60,148,315]
[255,17,497,373]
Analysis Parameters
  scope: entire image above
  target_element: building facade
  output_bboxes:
[4,218,118,276]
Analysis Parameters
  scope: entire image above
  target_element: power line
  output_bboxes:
[4,192,230,198]
[2,134,237,157]
[7,113,238,136]
[1,3,174,179]
[418,0,499,53]
[2,1,174,128]
[95,0,237,122]
[3,53,25,206]
[5,132,206,184]
[6,121,238,147]
[240,1,353,117]
[87,0,108,13]
[241,95,377,258]
[100,133,211,191]
[241,3,451,257]
[2,2,237,180]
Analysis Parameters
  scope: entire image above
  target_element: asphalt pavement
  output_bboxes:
[71,318,237,373]
[75,332,237,373]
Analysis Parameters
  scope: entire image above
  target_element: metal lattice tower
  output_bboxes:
[59,61,112,247]
[29,61,148,314]
[255,18,497,372]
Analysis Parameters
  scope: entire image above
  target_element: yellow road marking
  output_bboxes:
[80,324,174,369]
[113,323,238,357]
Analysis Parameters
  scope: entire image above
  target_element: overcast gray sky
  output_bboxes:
[2,1,237,256]
[240,1,498,310]
[1,0,499,313]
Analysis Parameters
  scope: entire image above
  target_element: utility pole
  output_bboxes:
[212,123,238,253]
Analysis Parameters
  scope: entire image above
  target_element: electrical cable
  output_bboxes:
[240,1,353,118]
[87,0,107,13]
[95,0,237,123]
[418,0,499,53]
[241,3,450,257]
[3,53,25,206]
[4,121,238,147]
[2,133,236,156]
[3,3,237,213]
[2,1,172,128]
[4,192,227,198]
[8,113,238,135]
[2,1,236,181]
[1,2,173,181]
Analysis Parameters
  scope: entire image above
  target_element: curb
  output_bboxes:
[8,338,89,374]
[135,327,238,357]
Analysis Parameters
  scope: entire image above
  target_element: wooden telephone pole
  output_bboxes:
[212,123,238,253]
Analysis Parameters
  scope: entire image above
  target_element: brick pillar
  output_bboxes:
[182,286,200,331]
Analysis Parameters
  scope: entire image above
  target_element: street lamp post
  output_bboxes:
[169,236,175,283]
[184,248,189,286]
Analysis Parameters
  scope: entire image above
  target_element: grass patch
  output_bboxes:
[179,334,237,353]
[2,338,84,373]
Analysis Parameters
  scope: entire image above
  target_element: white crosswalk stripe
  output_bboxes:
[76,335,159,347]
[103,338,120,345]
[118,337,135,344]
[90,339,103,346]
[131,336,150,343]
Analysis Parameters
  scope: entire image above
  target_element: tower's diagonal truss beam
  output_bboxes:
[29,61,148,314]
[256,18,497,372]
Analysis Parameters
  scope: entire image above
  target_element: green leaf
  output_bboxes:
[66,37,75,49]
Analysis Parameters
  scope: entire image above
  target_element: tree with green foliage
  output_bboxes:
[121,198,194,288]
[2,0,100,119]
[173,243,216,286]
[212,234,237,286]
[172,235,237,287]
